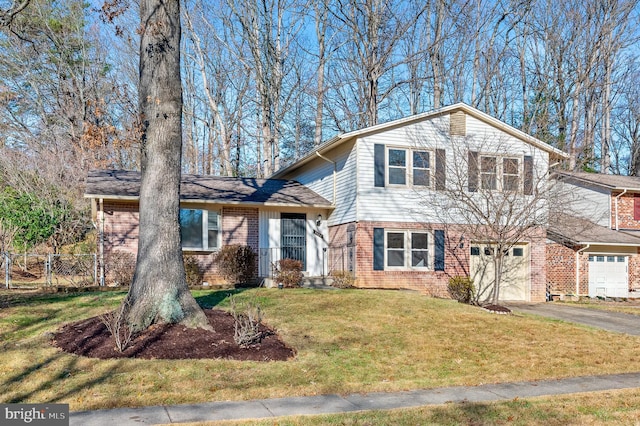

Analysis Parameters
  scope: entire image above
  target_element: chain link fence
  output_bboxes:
[2,252,98,289]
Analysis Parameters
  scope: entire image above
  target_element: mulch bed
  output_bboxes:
[53,309,295,361]
[482,304,512,314]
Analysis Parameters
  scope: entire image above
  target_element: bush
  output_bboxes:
[273,258,304,288]
[214,245,257,285]
[330,270,355,288]
[184,255,204,286]
[447,276,475,304]
[105,250,135,286]
[229,294,264,347]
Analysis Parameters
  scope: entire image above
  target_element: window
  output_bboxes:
[180,209,220,250]
[413,151,430,186]
[411,232,429,267]
[503,158,519,191]
[385,231,430,269]
[478,155,520,192]
[470,246,480,256]
[388,149,407,185]
[512,247,524,257]
[480,156,497,190]
[386,147,433,187]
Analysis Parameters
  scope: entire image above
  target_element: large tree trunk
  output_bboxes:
[125,0,210,333]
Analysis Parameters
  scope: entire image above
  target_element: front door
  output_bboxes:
[281,213,306,269]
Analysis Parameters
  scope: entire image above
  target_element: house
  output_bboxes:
[85,103,568,302]
[85,170,334,285]
[547,172,640,299]
[271,103,568,302]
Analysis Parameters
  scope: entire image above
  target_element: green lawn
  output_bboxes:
[1,288,640,413]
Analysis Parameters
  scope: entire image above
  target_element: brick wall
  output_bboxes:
[337,221,546,301]
[611,192,640,230]
[546,241,579,294]
[100,202,260,285]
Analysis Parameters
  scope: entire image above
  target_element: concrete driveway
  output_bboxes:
[507,303,640,336]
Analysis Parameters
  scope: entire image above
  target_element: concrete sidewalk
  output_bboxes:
[70,372,640,425]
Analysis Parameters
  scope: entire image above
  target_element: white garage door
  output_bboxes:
[588,255,628,298]
[470,243,530,302]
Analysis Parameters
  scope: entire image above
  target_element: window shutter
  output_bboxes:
[523,155,533,195]
[434,230,445,271]
[634,195,640,221]
[435,149,446,190]
[374,144,385,187]
[468,151,478,192]
[373,228,384,270]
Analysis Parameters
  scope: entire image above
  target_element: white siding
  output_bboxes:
[280,139,358,226]
[356,114,551,223]
[558,181,611,227]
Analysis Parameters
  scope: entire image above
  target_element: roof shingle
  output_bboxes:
[85,170,333,208]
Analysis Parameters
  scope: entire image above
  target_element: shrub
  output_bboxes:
[273,258,304,288]
[229,294,264,347]
[105,250,135,286]
[100,299,133,352]
[184,255,204,286]
[330,270,355,288]
[214,245,257,285]
[447,276,475,304]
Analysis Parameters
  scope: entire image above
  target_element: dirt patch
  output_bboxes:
[53,309,295,361]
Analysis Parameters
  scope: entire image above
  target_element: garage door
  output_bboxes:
[588,255,628,298]
[470,243,530,302]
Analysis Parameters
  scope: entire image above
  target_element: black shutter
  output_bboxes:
[373,227,384,271]
[523,155,533,195]
[435,149,446,190]
[468,151,478,192]
[434,230,445,271]
[374,144,385,187]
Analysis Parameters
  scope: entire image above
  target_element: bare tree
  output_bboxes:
[415,130,557,304]
[123,0,210,333]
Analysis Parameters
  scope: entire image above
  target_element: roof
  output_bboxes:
[555,171,640,191]
[548,212,640,246]
[272,102,569,178]
[84,170,333,209]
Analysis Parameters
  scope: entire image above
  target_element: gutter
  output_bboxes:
[614,189,629,231]
[576,244,590,296]
[315,151,337,205]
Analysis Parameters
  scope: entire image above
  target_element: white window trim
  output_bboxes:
[386,146,434,188]
[384,229,432,270]
[478,154,522,192]
[180,208,221,252]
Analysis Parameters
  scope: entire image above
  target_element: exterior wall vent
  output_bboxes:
[450,111,466,136]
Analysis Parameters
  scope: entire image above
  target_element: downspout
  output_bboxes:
[99,198,105,287]
[614,189,628,230]
[315,151,336,205]
[576,244,590,296]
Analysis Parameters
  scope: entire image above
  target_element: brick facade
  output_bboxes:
[546,241,582,295]
[612,192,640,230]
[331,221,546,301]
[100,201,259,285]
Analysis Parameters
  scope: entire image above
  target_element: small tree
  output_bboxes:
[414,128,568,305]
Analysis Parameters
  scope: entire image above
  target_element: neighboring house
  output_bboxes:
[85,170,333,285]
[547,172,640,298]
[272,103,568,302]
